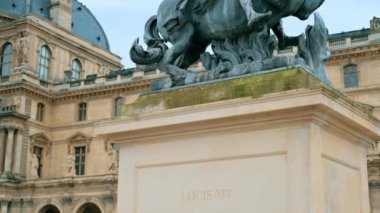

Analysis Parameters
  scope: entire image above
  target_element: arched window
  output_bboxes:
[36,103,45,122]
[72,59,82,80]
[0,43,13,77]
[39,204,60,213]
[78,102,87,121]
[77,203,101,213]
[344,64,359,88]
[38,45,51,81]
[115,97,124,117]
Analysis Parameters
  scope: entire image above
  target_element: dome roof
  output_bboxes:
[0,0,110,50]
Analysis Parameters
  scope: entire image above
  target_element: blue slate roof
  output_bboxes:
[329,28,371,40]
[0,0,110,50]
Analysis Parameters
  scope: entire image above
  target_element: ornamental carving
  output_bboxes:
[0,118,24,131]
[97,64,111,75]
[0,17,13,25]
[1,96,21,111]
[66,132,92,154]
[29,132,52,154]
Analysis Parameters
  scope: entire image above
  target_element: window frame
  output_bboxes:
[78,102,87,121]
[38,45,51,81]
[74,146,86,176]
[344,64,359,88]
[71,59,82,80]
[114,97,124,117]
[0,43,13,77]
[36,103,45,122]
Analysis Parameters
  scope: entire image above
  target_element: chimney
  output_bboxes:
[50,0,72,30]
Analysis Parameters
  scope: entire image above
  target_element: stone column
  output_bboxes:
[12,130,23,174]
[0,200,8,213]
[0,129,5,173]
[3,128,15,174]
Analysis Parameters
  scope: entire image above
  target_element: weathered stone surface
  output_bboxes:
[123,68,346,117]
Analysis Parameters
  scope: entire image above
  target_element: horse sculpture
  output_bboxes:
[131,0,328,88]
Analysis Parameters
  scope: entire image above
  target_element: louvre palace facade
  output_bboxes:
[0,0,379,212]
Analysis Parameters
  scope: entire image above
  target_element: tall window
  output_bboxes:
[38,45,51,81]
[344,64,359,88]
[33,146,43,177]
[74,146,86,176]
[0,43,12,77]
[115,97,124,117]
[79,102,87,121]
[72,59,82,80]
[36,103,45,122]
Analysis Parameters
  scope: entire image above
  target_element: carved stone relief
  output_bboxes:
[97,64,110,75]
[14,32,30,66]
[0,17,13,25]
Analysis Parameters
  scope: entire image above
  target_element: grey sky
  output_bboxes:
[79,0,380,68]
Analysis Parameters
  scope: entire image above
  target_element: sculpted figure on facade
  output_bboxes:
[66,153,76,176]
[107,149,118,174]
[14,32,29,66]
[30,154,39,179]
[131,0,330,89]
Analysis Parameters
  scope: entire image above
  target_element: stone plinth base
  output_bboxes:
[96,68,380,213]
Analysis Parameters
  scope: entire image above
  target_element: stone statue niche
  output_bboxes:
[130,0,331,90]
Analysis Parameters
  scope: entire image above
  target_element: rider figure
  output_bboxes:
[177,0,272,26]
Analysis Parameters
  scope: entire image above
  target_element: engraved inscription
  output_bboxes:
[181,189,232,202]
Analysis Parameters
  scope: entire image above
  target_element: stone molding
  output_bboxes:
[29,132,52,154]
[0,117,26,132]
[0,77,153,104]
[66,132,92,154]
[329,44,380,61]
[0,17,13,25]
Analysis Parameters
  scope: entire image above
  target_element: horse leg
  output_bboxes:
[175,39,210,69]
[158,22,195,85]
[272,21,302,49]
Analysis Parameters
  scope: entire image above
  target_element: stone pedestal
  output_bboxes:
[96,68,380,213]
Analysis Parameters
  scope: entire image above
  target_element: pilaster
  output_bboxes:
[3,128,15,174]
[0,129,5,173]
[12,130,23,174]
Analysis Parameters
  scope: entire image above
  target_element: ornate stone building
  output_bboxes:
[0,1,163,212]
[0,0,379,212]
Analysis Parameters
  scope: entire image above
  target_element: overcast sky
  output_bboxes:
[79,0,380,68]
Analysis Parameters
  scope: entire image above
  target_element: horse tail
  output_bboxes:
[130,16,168,65]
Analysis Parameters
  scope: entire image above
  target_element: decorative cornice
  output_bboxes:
[329,44,380,61]
[0,78,156,104]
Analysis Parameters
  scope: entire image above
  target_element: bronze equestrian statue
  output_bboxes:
[131,0,327,88]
